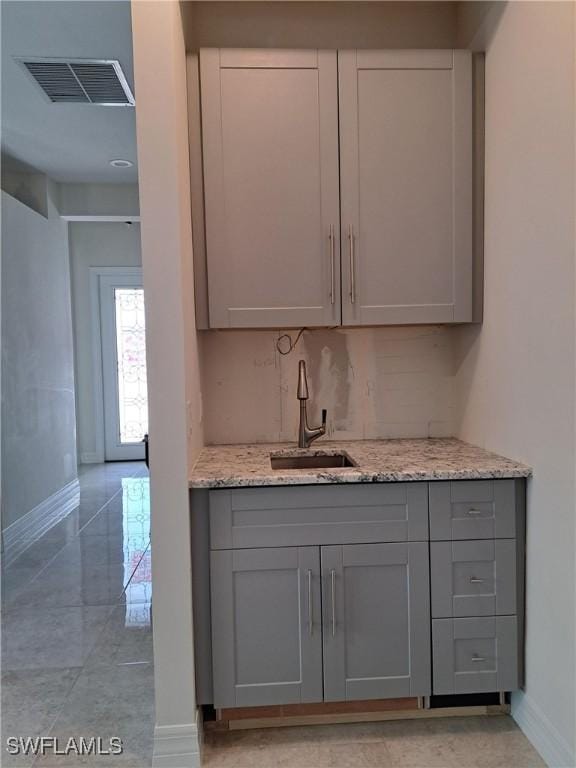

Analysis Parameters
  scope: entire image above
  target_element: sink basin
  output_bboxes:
[270,452,356,470]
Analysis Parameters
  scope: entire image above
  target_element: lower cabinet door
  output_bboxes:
[210,547,323,708]
[321,542,431,701]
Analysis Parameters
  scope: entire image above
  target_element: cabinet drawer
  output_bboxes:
[209,484,428,549]
[431,540,517,618]
[432,616,519,694]
[429,480,517,540]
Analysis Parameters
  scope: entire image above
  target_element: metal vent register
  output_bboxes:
[17,58,135,105]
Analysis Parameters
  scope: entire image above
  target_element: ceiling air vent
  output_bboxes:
[16,58,135,106]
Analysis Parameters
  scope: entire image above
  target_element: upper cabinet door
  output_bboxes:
[339,50,473,325]
[200,49,340,328]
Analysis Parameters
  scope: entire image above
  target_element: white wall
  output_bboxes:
[201,326,455,444]
[68,222,142,463]
[132,2,204,766]
[1,190,77,530]
[455,3,575,765]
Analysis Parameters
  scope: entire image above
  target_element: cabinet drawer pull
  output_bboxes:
[330,568,336,637]
[469,577,485,584]
[467,508,483,516]
[329,225,335,305]
[307,569,313,637]
[471,654,486,662]
[348,225,355,304]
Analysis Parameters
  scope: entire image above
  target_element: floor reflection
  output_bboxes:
[121,476,151,584]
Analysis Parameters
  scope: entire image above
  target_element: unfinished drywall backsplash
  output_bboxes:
[200,326,455,444]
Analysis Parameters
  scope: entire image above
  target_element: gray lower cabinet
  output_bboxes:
[210,546,323,708]
[322,543,431,701]
[203,479,525,709]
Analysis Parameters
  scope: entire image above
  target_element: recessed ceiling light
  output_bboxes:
[110,159,133,168]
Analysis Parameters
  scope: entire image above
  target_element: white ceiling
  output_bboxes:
[1,1,138,183]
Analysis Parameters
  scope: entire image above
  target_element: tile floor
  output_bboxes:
[2,462,154,767]
[203,717,546,767]
[2,463,546,768]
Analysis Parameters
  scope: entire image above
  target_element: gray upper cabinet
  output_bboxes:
[210,546,323,708]
[198,48,476,329]
[339,50,473,325]
[322,542,431,701]
[200,49,340,329]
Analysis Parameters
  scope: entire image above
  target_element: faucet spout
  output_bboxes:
[297,360,309,400]
[296,360,327,448]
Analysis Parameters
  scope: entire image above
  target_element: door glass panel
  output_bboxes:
[114,288,148,444]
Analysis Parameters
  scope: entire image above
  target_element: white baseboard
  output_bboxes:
[80,452,104,464]
[512,691,575,768]
[1,479,80,567]
[152,721,201,768]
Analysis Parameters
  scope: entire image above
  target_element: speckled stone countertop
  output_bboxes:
[189,438,531,488]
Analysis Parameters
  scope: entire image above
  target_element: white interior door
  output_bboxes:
[99,271,148,461]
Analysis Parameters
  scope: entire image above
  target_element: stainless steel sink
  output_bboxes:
[270,452,356,470]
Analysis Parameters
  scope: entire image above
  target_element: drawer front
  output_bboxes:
[431,540,517,618]
[432,616,518,695]
[429,480,516,541]
[209,483,428,549]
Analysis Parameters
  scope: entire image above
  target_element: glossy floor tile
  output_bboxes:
[1,462,154,767]
[2,605,114,672]
[33,662,155,767]
[1,668,83,768]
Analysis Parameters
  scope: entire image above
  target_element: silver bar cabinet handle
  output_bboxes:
[330,569,336,637]
[329,225,335,305]
[469,577,484,584]
[467,508,483,516]
[471,654,485,662]
[348,225,355,304]
[307,569,313,637]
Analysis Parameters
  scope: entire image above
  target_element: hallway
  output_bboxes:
[1,462,154,767]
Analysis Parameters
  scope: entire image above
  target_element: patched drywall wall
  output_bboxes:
[200,326,455,444]
[1,190,77,530]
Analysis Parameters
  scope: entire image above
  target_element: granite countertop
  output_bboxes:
[189,438,531,488]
